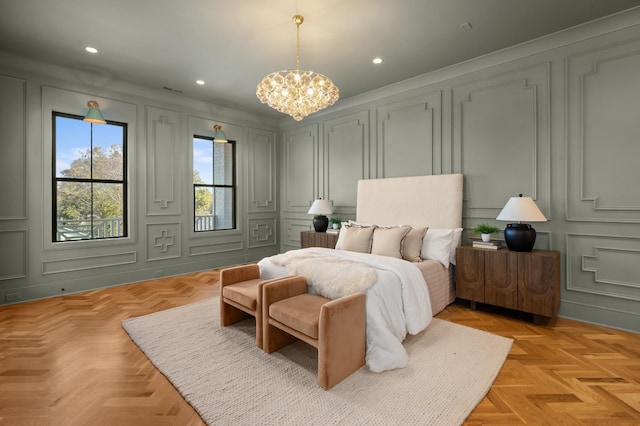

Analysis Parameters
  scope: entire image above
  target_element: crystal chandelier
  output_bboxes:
[256,15,339,121]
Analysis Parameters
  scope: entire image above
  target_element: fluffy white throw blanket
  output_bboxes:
[259,247,432,373]
[270,251,377,299]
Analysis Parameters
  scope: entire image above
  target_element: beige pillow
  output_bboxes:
[339,224,375,253]
[371,226,411,258]
[402,227,428,262]
[335,222,373,250]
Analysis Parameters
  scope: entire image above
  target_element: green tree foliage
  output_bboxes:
[193,170,213,215]
[57,145,123,220]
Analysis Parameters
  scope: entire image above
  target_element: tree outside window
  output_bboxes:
[53,113,127,241]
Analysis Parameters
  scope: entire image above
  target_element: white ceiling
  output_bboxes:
[1,0,639,119]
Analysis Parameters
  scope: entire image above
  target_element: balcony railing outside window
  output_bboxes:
[194,215,217,232]
[56,215,218,240]
[56,218,124,241]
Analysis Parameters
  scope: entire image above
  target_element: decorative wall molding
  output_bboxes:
[283,125,318,210]
[247,127,276,213]
[566,38,640,223]
[376,92,442,178]
[583,247,640,289]
[324,111,370,213]
[0,230,27,280]
[146,223,181,261]
[247,218,276,248]
[0,74,27,220]
[146,107,181,215]
[566,233,640,302]
[188,240,243,256]
[283,218,312,248]
[452,63,551,220]
[42,251,137,274]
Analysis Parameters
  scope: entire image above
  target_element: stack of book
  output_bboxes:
[472,240,503,250]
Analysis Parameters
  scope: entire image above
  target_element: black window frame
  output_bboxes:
[193,134,237,232]
[52,112,128,242]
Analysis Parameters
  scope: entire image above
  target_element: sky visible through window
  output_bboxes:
[193,137,214,184]
[57,119,214,183]
[55,116,123,177]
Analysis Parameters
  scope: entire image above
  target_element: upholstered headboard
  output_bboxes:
[356,174,463,229]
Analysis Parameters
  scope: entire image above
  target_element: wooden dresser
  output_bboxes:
[300,230,339,249]
[455,245,560,324]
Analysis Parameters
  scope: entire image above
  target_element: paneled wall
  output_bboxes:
[279,12,640,333]
[0,63,279,304]
[0,75,27,287]
[1,8,639,334]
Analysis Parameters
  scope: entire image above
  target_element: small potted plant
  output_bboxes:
[329,217,342,230]
[473,222,500,242]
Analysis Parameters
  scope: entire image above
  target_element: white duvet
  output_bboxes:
[257,247,432,372]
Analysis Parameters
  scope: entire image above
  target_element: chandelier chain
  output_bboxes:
[295,15,301,70]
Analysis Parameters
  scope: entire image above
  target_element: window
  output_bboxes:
[53,113,127,242]
[193,135,236,232]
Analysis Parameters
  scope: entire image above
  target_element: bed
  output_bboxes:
[258,174,463,372]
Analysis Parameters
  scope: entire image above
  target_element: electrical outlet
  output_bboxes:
[154,270,164,277]
[5,293,20,303]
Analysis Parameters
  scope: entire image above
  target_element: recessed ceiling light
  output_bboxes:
[196,80,205,85]
[373,57,383,65]
[85,46,98,54]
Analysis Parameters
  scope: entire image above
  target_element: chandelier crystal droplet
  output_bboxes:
[256,15,339,121]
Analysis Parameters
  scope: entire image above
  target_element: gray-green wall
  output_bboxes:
[0,55,281,303]
[1,9,639,334]
[278,10,640,333]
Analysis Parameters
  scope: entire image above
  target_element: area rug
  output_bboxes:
[122,298,512,425]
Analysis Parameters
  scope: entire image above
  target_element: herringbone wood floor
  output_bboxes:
[1,270,638,425]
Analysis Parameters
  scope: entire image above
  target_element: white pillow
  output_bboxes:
[421,228,454,268]
[449,228,463,265]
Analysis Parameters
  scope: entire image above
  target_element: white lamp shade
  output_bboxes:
[496,196,547,222]
[307,199,333,215]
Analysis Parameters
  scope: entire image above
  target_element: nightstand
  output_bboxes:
[455,245,560,324]
[300,230,339,249]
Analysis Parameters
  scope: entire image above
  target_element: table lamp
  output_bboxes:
[307,199,333,232]
[496,194,547,252]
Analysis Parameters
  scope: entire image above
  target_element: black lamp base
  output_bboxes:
[504,223,537,252]
[313,215,329,233]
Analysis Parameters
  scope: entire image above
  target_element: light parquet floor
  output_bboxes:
[0,269,639,425]
[438,304,640,425]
